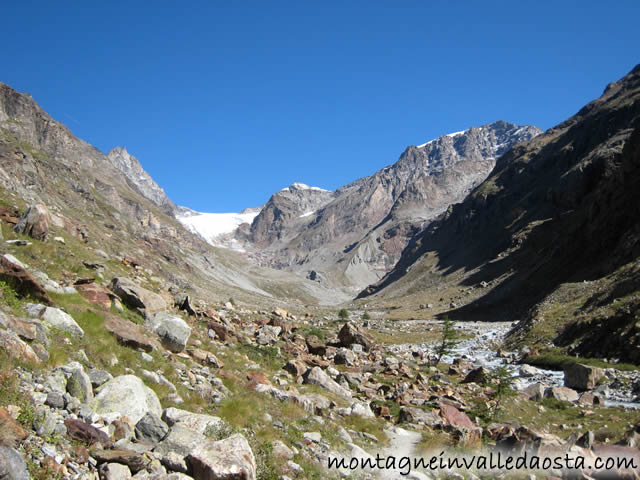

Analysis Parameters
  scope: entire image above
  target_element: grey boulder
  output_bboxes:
[109,277,166,316]
[93,375,162,424]
[187,433,256,480]
[144,312,191,353]
[0,446,30,480]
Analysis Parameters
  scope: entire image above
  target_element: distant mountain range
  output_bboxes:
[176,121,541,293]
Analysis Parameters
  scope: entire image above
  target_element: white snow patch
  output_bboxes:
[416,129,468,148]
[299,210,315,218]
[177,210,260,245]
[281,182,329,192]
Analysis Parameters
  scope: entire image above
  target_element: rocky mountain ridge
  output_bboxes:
[107,146,175,213]
[0,81,345,307]
[233,121,542,292]
[358,64,640,362]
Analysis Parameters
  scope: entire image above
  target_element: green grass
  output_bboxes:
[524,352,640,372]
[237,344,283,373]
[0,280,26,311]
[297,325,328,342]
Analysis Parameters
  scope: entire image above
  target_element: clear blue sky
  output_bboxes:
[3,1,639,212]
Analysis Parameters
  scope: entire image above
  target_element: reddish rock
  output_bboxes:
[0,255,52,305]
[74,445,89,464]
[283,359,308,378]
[371,404,391,419]
[0,408,28,447]
[338,322,375,352]
[64,419,112,447]
[207,320,234,342]
[41,456,66,476]
[90,448,149,473]
[247,372,272,391]
[0,330,40,364]
[268,316,289,333]
[121,257,142,269]
[75,282,114,310]
[112,418,135,442]
[305,335,326,356]
[578,392,604,406]
[485,423,516,442]
[439,403,475,429]
[104,314,158,352]
[1,316,39,342]
[0,205,20,225]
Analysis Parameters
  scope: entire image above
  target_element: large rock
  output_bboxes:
[154,424,207,458]
[0,446,30,480]
[461,366,489,384]
[439,404,475,429]
[282,359,308,378]
[38,306,84,338]
[0,255,52,305]
[66,364,93,403]
[303,366,352,400]
[187,433,256,480]
[99,463,131,480]
[544,386,579,402]
[161,408,226,435]
[338,322,374,352]
[75,282,114,310]
[0,329,40,364]
[104,314,158,352]
[398,407,442,427]
[144,312,191,353]
[334,347,356,366]
[0,314,47,344]
[14,204,50,241]
[305,335,326,356]
[93,375,162,424]
[109,277,166,316]
[522,383,546,401]
[64,418,112,446]
[564,363,604,391]
[135,412,169,444]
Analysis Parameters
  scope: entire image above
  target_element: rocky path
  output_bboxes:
[377,426,425,479]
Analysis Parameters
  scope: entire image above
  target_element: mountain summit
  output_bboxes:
[240,121,541,291]
[107,146,175,212]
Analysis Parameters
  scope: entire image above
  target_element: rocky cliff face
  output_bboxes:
[107,146,175,212]
[359,65,640,362]
[237,122,541,292]
[248,183,336,246]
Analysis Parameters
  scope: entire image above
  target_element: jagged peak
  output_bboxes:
[414,121,541,149]
[108,145,129,156]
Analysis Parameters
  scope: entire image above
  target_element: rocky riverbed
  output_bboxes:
[387,319,640,408]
